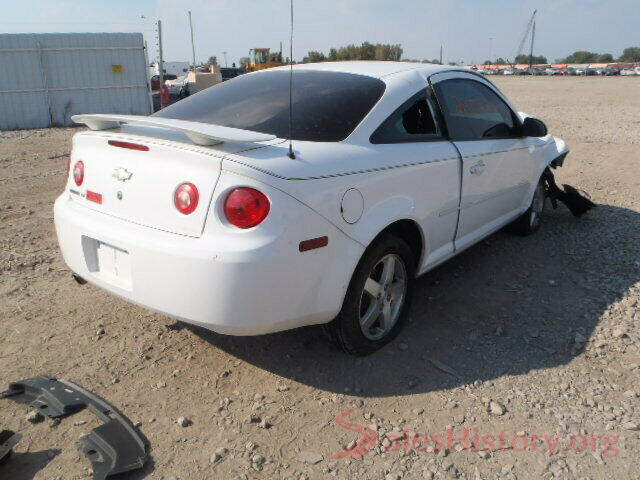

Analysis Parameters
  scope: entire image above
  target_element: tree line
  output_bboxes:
[483,47,640,66]
[302,42,403,63]
[561,47,640,63]
[220,44,640,69]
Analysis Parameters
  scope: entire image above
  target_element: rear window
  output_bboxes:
[154,70,386,142]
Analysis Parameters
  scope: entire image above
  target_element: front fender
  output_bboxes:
[519,134,570,212]
[518,111,569,169]
[547,136,569,166]
[535,135,569,180]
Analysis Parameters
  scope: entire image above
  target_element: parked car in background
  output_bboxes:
[61,62,568,355]
[150,74,177,91]
[604,67,620,76]
[165,76,189,98]
[585,69,597,76]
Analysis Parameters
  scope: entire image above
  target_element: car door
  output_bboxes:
[368,87,461,271]
[430,71,536,251]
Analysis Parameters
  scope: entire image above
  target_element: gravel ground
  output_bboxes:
[0,76,639,480]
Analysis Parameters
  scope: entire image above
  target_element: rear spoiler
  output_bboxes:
[71,114,276,146]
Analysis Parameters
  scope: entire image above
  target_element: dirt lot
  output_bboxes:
[1,76,639,480]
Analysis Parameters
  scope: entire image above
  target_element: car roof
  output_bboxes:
[268,61,458,79]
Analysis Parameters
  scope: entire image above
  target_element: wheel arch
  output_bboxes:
[368,218,425,270]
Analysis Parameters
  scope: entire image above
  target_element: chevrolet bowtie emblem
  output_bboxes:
[112,168,133,182]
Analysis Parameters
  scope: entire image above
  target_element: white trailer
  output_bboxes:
[0,33,152,130]
[151,61,190,76]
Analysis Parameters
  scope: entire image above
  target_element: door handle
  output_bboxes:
[469,160,486,175]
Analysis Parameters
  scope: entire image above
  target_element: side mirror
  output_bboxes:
[521,117,548,137]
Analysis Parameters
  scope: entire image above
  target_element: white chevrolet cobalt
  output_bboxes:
[56,62,569,355]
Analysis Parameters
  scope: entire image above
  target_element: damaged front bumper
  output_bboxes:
[2,376,149,480]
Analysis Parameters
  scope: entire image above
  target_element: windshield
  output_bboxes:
[154,70,386,142]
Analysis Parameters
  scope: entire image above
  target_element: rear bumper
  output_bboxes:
[54,194,363,335]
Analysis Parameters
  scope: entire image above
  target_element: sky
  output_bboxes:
[2,0,638,66]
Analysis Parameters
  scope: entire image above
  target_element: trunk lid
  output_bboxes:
[67,127,235,238]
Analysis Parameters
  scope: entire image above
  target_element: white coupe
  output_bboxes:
[56,62,569,355]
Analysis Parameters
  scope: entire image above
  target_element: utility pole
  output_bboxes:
[529,21,536,70]
[143,40,153,113]
[439,45,443,65]
[157,19,164,108]
[188,11,196,69]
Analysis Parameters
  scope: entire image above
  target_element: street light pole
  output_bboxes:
[157,19,164,108]
[188,11,196,68]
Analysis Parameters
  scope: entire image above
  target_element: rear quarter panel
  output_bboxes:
[222,138,462,272]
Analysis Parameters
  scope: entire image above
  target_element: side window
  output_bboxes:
[370,90,442,144]
[433,79,519,141]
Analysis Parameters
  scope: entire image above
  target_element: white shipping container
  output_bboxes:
[0,33,152,130]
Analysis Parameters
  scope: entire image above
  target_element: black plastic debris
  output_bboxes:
[2,376,149,480]
[543,167,596,217]
[0,429,21,464]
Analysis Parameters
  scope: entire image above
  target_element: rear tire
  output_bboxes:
[507,179,545,236]
[325,234,415,356]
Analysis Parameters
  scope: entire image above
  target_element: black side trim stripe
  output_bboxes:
[228,155,460,181]
[463,146,530,159]
[288,156,460,180]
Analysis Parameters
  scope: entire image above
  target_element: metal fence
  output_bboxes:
[0,33,152,130]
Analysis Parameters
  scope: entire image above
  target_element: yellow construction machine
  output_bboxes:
[247,48,284,72]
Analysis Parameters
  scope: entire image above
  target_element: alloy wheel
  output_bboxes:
[358,253,407,341]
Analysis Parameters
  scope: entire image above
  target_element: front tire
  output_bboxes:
[508,179,545,236]
[325,234,415,355]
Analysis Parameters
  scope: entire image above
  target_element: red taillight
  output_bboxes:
[73,161,84,186]
[174,183,199,215]
[224,187,270,229]
[108,140,149,151]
